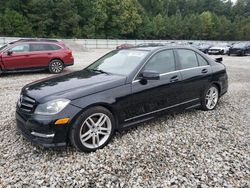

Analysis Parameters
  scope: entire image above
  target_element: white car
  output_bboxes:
[208,43,231,55]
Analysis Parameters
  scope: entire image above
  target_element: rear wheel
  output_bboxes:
[49,59,64,74]
[201,85,219,111]
[70,106,115,152]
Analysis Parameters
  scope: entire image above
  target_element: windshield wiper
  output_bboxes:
[89,69,110,75]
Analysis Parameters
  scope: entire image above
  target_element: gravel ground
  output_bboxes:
[0,50,249,187]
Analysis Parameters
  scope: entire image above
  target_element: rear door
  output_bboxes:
[28,43,54,67]
[175,49,212,105]
[2,44,30,70]
[123,49,182,122]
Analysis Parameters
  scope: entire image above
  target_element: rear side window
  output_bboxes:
[177,49,199,69]
[144,50,176,74]
[30,44,61,51]
[50,44,61,50]
[197,54,208,66]
[10,44,30,53]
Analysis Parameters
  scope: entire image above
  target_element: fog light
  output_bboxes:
[55,118,70,125]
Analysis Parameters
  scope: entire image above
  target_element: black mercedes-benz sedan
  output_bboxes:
[228,42,250,56]
[16,46,228,152]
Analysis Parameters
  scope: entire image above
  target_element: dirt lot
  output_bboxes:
[0,50,249,187]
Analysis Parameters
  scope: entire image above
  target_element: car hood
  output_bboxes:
[22,70,127,103]
[209,46,226,50]
[231,47,244,50]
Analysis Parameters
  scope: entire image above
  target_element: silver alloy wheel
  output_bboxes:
[79,113,112,149]
[51,61,63,73]
[205,86,219,110]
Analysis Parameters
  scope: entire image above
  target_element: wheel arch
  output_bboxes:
[211,82,221,95]
[71,102,119,130]
[49,58,65,66]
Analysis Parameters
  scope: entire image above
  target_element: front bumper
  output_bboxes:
[208,50,222,54]
[16,104,81,148]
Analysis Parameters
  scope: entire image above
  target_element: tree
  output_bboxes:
[0,9,32,37]
[200,11,214,39]
[0,0,249,40]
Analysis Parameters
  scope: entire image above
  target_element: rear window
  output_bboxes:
[177,49,199,69]
[197,54,208,66]
[50,44,61,50]
[30,43,61,51]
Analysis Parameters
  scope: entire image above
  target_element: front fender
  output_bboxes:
[70,84,131,126]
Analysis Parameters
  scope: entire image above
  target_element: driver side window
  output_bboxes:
[10,44,30,53]
[143,50,176,74]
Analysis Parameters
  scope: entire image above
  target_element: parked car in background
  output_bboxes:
[197,43,213,54]
[0,39,74,75]
[116,43,134,49]
[16,46,228,152]
[228,42,250,56]
[208,43,231,55]
[136,43,165,47]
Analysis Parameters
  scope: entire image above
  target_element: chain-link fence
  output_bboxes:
[0,37,247,49]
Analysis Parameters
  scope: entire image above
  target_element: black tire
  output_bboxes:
[49,59,64,74]
[220,50,224,55]
[228,53,230,56]
[70,106,115,152]
[201,84,220,111]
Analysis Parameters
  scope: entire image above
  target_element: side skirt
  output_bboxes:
[119,101,201,130]
[2,66,48,73]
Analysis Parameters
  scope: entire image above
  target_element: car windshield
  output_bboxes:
[199,44,211,48]
[233,43,248,48]
[0,44,8,51]
[87,50,149,75]
[216,43,228,47]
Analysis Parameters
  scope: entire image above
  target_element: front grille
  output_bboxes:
[18,95,36,113]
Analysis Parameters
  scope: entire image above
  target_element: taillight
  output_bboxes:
[67,50,72,56]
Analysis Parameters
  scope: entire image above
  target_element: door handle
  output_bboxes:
[170,75,179,83]
[201,69,208,74]
[48,53,52,55]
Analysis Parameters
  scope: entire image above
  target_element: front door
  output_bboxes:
[123,49,182,122]
[2,44,30,70]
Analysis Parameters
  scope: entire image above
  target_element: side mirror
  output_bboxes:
[215,57,223,63]
[141,70,160,80]
[7,51,13,56]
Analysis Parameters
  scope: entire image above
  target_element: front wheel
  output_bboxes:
[201,85,219,111]
[49,59,64,74]
[70,106,115,152]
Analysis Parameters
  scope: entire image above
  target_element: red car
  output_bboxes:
[0,39,74,75]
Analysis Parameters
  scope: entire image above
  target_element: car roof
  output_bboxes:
[129,45,199,52]
[9,39,61,44]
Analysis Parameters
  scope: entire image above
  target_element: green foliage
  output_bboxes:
[0,9,32,36]
[0,0,250,40]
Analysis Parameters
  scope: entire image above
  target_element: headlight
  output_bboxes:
[35,99,70,115]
